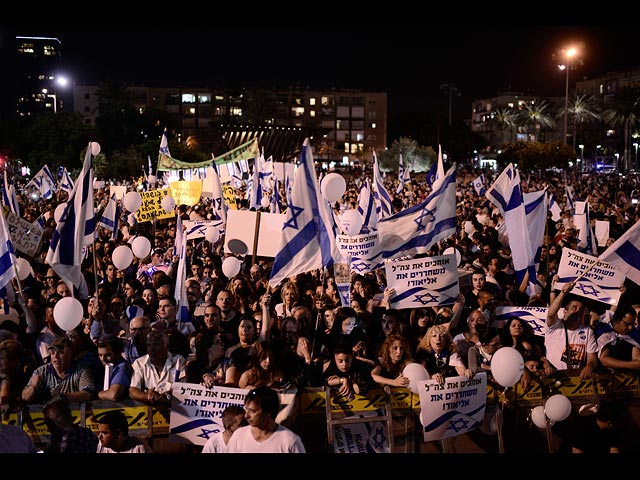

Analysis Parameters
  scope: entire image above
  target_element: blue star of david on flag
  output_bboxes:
[414,292,438,305]
[447,417,471,433]
[414,206,435,231]
[576,283,600,297]
[283,204,304,230]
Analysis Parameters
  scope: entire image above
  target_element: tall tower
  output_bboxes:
[14,36,63,119]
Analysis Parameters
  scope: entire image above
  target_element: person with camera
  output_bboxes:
[545,277,598,380]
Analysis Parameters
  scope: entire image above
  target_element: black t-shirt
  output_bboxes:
[567,415,622,453]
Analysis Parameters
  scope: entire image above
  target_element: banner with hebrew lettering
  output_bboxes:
[168,382,296,445]
[417,373,487,442]
[557,247,624,306]
[384,254,459,309]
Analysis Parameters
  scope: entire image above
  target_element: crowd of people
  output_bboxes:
[1,163,640,453]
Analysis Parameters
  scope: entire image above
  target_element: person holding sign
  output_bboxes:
[545,278,598,380]
[415,324,469,385]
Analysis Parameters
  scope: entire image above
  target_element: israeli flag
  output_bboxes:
[372,150,392,219]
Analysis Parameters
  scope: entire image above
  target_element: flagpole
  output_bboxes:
[251,212,261,266]
[92,236,99,297]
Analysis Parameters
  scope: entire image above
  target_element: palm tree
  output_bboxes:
[564,92,601,151]
[519,101,555,142]
[602,86,640,171]
[491,107,518,143]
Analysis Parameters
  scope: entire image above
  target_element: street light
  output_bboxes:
[558,46,578,145]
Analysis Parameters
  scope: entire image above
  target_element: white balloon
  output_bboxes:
[112,245,134,270]
[260,196,271,209]
[147,174,156,184]
[402,363,430,394]
[321,173,346,203]
[442,247,462,267]
[531,405,554,429]
[123,191,142,212]
[204,227,220,244]
[131,236,151,259]
[54,203,67,223]
[341,209,363,236]
[161,195,176,214]
[221,256,242,279]
[15,258,33,281]
[490,347,524,388]
[90,141,101,156]
[53,296,84,331]
[545,394,572,422]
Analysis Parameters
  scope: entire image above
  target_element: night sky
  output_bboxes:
[2,19,638,119]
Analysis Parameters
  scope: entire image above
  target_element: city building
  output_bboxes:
[73,84,387,164]
[14,36,66,118]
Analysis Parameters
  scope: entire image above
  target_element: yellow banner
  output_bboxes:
[135,189,175,223]
[223,185,237,210]
[169,180,203,207]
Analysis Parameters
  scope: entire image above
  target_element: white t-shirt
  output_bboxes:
[227,425,305,453]
[202,432,227,453]
[544,320,598,370]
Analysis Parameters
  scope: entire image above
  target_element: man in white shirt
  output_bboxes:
[227,386,305,453]
[545,280,598,380]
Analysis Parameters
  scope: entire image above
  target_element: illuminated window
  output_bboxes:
[230,107,242,116]
[189,107,196,115]
[292,106,304,117]
[309,98,316,106]
[310,110,316,117]
[182,94,196,103]
[44,45,57,56]
[294,98,302,105]
[214,106,226,116]
[370,122,376,129]
[198,94,210,104]
[215,95,225,102]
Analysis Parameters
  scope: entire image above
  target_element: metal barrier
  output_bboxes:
[4,369,639,452]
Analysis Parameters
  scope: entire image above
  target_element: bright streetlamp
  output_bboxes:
[558,46,578,145]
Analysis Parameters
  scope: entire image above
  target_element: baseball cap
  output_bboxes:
[47,337,73,352]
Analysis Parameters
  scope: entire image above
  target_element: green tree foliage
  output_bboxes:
[496,141,576,171]
[21,112,94,173]
[377,137,436,173]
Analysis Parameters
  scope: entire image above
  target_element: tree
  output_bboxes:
[241,88,276,125]
[21,112,94,173]
[602,86,640,171]
[95,80,143,152]
[496,141,575,171]
[566,92,601,151]
[491,107,519,143]
[377,137,436,173]
[519,101,555,142]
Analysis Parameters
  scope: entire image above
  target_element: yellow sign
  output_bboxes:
[223,185,237,210]
[135,189,175,223]
[169,180,203,207]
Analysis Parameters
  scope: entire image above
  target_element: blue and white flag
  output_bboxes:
[2,171,20,216]
[372,150,393,219]
[45,144,95,299]
[269,139,342,288]
[524,189,548,291]
[396,153,411,194]
[26,164,58,196]
[357,177,377,233]
[575,201,598,256]
[548,193,562,222]
[249,150,264,210]
[565,185,575,213]
[598,217,640,286]
[97,193,120,239]
[436,144,445,182]
[159,128,171,157]
[59,167,75,193]
[148,155,153,177]
[494,306,547,337]
[209,161,227,227]
[0,208,17,291]
[378,164,457,259]
[270,179,282,214]
[174,214,192,326]
[472,174,485,196]
[486,163,536,293]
